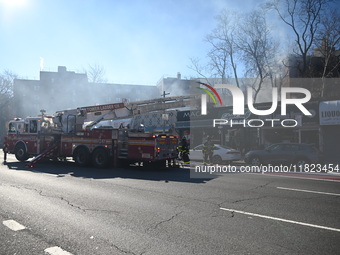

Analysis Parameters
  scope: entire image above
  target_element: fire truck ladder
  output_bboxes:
[128,94,199,115]
[81,94,199,129]
[26,143,59,168]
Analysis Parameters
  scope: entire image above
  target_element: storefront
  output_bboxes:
[176,109,219,147]
[260,101,320,149]
[209,102,319,153]
[177,107,259,152]
[319,100,340,163]
[176,101,323,155]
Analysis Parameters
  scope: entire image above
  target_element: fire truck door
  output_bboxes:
[29,120,38,133]
[28,119,40,154]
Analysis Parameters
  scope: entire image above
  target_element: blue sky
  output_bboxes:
[1,0,270,84]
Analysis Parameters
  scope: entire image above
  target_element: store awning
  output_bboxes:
[176,119,215,129]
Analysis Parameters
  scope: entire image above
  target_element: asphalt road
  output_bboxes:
[1,154,339,255]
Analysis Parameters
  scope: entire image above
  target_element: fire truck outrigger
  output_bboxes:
[4,95,197,168]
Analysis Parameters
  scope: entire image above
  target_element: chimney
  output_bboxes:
[177,72,181,80]
[58,66,67,73]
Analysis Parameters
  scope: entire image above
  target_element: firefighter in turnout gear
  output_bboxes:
[3,142,8,164]
[179,136,190,165]
[203,136,214,165]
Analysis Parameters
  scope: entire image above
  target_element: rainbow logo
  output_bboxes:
[196,82,223,106]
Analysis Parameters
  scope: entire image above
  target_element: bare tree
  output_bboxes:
[85,64,107,83]
[0,70,16,108]
[0,70,17,144]
[188,57,212,85]
[314,9,340,96]
[237,10,278,102]
[190,7,280,103]
[267,0,332,77]
[205,10,241,87]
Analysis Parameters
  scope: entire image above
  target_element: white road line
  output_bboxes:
[247,172,340,182]
[220,207,340,233]
[44,246,74,255]
[277,186,340,196]
[2,220,26,231]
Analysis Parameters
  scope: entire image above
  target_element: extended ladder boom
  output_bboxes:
[79,95,200,128]
[127,94,199,115]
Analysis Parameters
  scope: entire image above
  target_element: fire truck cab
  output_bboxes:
[6,116,56,162]
[8,116,53,134]
[8,118,25,134]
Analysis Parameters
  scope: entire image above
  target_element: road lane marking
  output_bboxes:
[44,246,74,255]
[277,186,340,196]
[2,220,26,231]
[220,207,340,233]
[248,172,340,182]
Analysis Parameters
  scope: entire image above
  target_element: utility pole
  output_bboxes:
[161,91,170,133]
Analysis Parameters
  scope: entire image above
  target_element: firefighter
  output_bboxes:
[179,136,190,165]
[203,136,214,165]
[3,142,8,164]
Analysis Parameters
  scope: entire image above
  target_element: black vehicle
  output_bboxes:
[244,143,323,167]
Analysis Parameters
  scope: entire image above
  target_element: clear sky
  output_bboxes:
[1,0,273,85]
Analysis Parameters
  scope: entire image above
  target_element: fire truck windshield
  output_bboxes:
[8,121,24,133]
[8,123,16,133]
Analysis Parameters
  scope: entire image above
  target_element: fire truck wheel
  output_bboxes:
[73,147,91,167]
[92,148,109,168]
[14,143,29,162]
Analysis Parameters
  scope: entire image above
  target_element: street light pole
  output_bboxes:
[162,91,170,133]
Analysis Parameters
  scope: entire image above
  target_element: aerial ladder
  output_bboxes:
[81,94,199,124]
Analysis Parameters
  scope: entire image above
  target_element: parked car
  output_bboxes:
[244,143,323,167]
[190,144,241,164]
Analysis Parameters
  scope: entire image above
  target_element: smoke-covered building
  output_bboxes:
[13,66,159,118]
[156,72,197,97]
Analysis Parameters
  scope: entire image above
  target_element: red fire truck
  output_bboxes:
[3,96,196,168]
